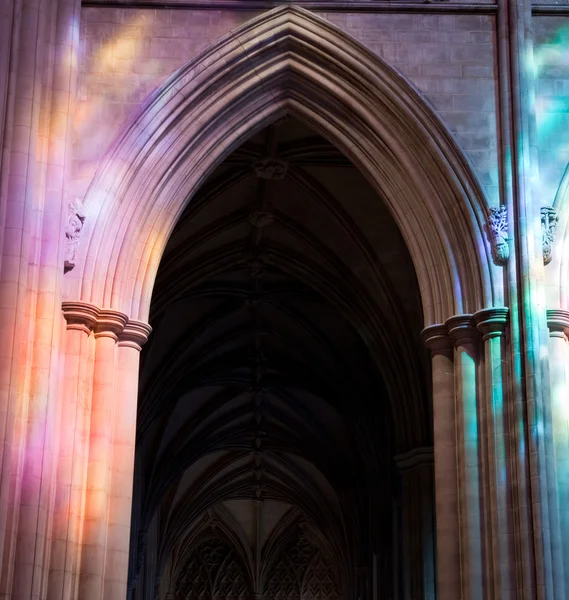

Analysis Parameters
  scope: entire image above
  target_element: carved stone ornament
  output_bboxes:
[64,199,86,272]
[175,537,251,600]
[253,158,289,180]
[487,205,509,265]
[541,206,558,265]
[264,533,341,600]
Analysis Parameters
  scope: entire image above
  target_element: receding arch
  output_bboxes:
[68,5,497,327]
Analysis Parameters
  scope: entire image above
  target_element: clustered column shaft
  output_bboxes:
[421,326,459,600]
[546,310,569,597]
[50,303,151,600]
[474,308,513,599]
[423,309,514,600]
[49,303,98,600]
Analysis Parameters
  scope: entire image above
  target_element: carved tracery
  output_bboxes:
[302,553,340,600]
[263,535,341,600]
[175,538,251,600]
[214,557,250,600]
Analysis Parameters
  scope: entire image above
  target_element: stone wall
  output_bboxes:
[75,8,569,212]
[534,15,569,204]
[75,8,501,206]
[74,8,260,199]
[323,12,500,205]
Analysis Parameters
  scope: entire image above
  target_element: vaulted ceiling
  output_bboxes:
[132,116,430,597]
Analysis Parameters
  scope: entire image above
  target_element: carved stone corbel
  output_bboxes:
[541,206,558,265]
[64,199,86,272]
[487,206,509,265]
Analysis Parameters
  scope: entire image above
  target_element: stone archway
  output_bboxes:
[66,6,498,324]
[55,7,508,600]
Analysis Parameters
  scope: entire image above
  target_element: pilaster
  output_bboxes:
[104,320,151,600]
[423,311,519,600]
[474,308,515,598]
[498,0,564,595]
[47,302,152,600]
[421,325,458,600]
[445,315,483,600]
[546,309,569,597]
[49,302,99,600]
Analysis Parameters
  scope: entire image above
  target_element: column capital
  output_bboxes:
[62,301,100,333]
[421,324,452,354]
[394,446,434,471]
[94,309,129,341]
[445,314,478,345]
[474,307,509,339]
[61,301,151,345]
[119,320,152,350]
[546,309,569,338]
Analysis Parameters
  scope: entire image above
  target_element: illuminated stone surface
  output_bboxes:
[0,1,568,599]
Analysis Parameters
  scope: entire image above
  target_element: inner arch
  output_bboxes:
[130,117,431,600]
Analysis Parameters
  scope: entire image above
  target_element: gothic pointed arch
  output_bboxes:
[172,534,253,600]
[262,523,344,600]
[68,5,498,327]
[302,552,341,600]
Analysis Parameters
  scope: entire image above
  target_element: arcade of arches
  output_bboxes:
[1,1,569,600]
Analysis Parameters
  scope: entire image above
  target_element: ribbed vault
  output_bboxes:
[130,118,427,600]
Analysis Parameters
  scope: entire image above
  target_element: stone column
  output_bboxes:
[421,326,458,600]
[474,308,515,598]
[48,302,98,600]
[0,0,81,596]
[78,310,127,599]
[498,0,565,595]
[0,0,47,593]
[546,309,569,596]
[446,316,483,600]
[394,447,435,600]
[104,321,151,600]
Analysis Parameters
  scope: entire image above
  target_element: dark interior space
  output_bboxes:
[128,116,431,600]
